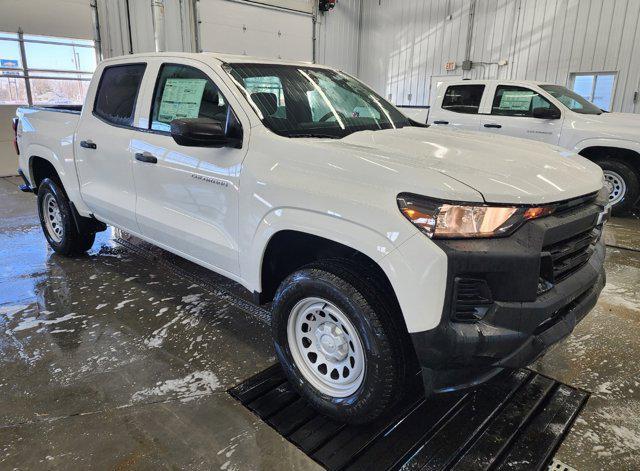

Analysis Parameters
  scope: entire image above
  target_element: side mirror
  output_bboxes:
[532,107,561,120]
[170,118,241,148]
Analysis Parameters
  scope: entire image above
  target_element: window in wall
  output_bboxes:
[0,31,96,105]
[570,72,616,111]
[491,85,557,117]
[441,85,485,114]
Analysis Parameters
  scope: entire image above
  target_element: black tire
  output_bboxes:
[271,259,413,424]
[37,178,96,256]
[598,158,640,215]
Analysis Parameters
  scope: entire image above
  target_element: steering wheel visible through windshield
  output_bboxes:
[223,63,412,138]
[539,85,603,115]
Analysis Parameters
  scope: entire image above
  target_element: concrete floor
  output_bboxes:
[1,174,639,470]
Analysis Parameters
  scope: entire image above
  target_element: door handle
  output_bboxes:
[135,152,158,164]
[433,120,449,125]
[80,139,97,149]
[484,123,502,129]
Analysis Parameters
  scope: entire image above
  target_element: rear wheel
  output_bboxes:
[599,159,640,215]
[37,178,96,256]
[272,260,412,424]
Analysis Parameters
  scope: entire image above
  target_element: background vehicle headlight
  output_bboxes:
[397,193,554,239]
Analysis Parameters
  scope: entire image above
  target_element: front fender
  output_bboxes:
[244,208,448,333]
[573,138,640,155]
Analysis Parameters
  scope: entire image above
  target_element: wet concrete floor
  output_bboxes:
[1,174,639,470]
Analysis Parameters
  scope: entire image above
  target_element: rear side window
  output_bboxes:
[491,85,557,117]
[94,63,146,126]
[442,85,485,114]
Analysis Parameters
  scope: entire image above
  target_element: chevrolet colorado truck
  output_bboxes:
[14,53,609,424]
[427,79,640,214]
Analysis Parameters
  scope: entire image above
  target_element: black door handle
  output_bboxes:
[135,152,157,164]
[433,120,449,125]
[484,123,502,129]
[80,139,97,149]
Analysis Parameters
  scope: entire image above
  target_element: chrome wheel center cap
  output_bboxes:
[605,179,614,195]
[315,322,348,362]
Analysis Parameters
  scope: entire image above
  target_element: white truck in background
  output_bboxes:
[427,80,640,214]
[13,53,608,424]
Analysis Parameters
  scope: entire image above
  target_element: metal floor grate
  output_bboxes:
[229,365,588,471]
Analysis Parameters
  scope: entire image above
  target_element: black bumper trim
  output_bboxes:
[410,198,607,394]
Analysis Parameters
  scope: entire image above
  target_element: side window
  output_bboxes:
[150,64,228,132]
[94,63,146,126]
[491,85,557,117]
[441,85,485,114]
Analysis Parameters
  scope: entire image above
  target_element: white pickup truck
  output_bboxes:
[427,79,640,214]
[14,53,609,424]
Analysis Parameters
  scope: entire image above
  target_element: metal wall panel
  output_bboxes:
[357,0,640,112]
[316,0,361,74]
[197,0,313,61]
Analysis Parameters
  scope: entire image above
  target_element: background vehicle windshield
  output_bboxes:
[224,63,412,138]
[539,85,603,115]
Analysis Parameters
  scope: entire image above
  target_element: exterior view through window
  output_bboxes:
[441,84,484,114]
[570,73,616,111]
[491,85,557,117]
[540,84,603,115]
[0,31,96,105]
[224,63,411,138]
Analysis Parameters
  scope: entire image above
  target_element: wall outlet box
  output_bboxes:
[461,60,472,70]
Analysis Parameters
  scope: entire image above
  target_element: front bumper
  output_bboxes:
[410,195,607,393]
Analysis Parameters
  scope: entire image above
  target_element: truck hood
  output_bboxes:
[569,111,640,140]
[328,127,603,205]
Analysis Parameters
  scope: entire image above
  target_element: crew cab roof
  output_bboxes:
[99,51,334,69]
[440,79,549,87]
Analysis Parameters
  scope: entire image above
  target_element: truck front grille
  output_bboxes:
[541,226,601,283]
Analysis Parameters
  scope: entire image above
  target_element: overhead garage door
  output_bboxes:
[198,0,313,62]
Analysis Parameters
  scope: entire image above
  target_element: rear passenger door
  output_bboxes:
[75,62,146,231]
[480,85,563,145]
[130,60,248,279]
[430,84,485,131]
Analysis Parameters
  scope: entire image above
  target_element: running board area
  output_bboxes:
[229,365,588,471]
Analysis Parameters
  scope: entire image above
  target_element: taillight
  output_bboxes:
[12,117,19,155]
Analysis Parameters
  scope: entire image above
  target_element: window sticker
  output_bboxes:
[158,78,207,122]
[498,90,534,111]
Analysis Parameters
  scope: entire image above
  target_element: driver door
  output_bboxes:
[131,60,248,279]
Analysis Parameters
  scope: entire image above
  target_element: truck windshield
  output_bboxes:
[224,63,412,138]
[539,85,603,115]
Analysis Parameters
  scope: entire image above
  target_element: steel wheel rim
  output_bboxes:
[603,170,626,206]
[287,297,365,397]
[42,193,64,243]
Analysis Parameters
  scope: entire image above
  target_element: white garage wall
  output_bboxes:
[357,0,640,113]
[196,0,313,61]
[97,0,192,57]
[315,0,361,74]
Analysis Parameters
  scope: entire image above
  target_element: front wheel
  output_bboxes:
[37,178,96,256]
[599,159,640,215]
[272,261,410,424]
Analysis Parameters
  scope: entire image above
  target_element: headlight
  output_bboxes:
[397,193,554,239]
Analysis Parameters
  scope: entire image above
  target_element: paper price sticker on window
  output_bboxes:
[499,90,534,111]
[158,78,207,122]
